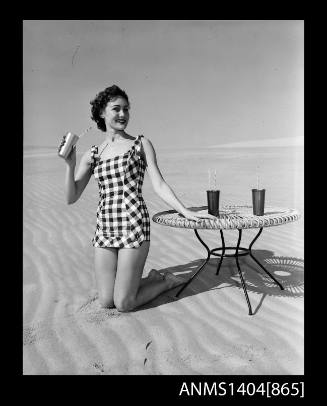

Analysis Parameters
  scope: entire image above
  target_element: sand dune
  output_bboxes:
[23,147,304,375]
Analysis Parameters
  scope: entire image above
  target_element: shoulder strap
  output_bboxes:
[133,135,142,155]
[90,145,98,170]
[135,135,147,165]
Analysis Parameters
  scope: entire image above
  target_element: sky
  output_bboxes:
[23,20,304,151]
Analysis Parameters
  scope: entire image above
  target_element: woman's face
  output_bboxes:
[102,96,130,131]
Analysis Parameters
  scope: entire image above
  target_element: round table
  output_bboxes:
[152,205,301,315]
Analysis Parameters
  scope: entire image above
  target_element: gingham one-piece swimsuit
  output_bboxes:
[91,135,150,248]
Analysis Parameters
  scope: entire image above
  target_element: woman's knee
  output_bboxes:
[114,294,136,312]
[98,295,115,309]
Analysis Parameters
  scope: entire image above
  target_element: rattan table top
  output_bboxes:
[152,205,301,230]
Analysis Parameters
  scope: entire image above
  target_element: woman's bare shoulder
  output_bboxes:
[140,136,154,149]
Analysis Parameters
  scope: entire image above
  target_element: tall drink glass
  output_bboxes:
[207,190,220,216]
[252,189,265,216]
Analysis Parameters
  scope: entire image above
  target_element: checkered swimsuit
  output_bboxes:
[91,135,150,248]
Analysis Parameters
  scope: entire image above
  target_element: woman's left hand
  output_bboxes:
[180,208,217,222]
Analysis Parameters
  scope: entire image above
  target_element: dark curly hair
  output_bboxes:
[90,85,130,132]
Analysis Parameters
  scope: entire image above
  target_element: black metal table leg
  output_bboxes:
[175,225,283,315]
[235,229,253,315]
[216,229,225,276]
[248,228,284,290]
[175,229,211,297]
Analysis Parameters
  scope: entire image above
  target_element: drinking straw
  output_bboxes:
[79,126,93,139]
[214,169,217,190]
[256,165,260,190]
[208,169,211,190]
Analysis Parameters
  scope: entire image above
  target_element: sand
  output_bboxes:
[23,143,304,375]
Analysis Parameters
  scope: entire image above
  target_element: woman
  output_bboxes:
[63,85,215,312]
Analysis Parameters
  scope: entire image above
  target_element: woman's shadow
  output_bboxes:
[138,249,304,315]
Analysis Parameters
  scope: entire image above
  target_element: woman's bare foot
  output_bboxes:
[147,269,165,281]
[164,273,185,290]
[141,270,184,290]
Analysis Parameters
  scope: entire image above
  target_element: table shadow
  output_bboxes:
[137,249,304,315]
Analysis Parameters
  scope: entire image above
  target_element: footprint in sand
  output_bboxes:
[144,340,153,366]
[92,362,105,373]
[23,325,38,345]
[23,322,56,346]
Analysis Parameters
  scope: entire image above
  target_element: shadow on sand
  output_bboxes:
[137,249,304,315]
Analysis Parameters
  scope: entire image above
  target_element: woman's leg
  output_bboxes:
[94,247,118,308]
[113,241,184,312]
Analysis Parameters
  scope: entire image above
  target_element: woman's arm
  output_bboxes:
[141,137,216,221]
[64,146,93,204]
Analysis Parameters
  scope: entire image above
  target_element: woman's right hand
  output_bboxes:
[64,145,76,168]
